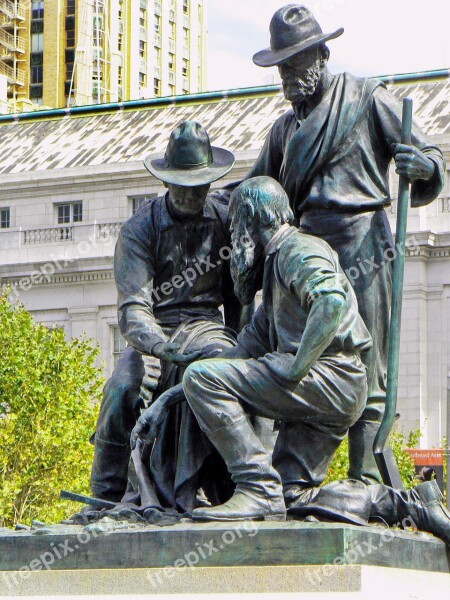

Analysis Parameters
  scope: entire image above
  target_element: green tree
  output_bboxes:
[325,427,420,488]
[0,289,102,527]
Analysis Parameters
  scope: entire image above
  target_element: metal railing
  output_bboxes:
[0,27,25,53]
[0,0,26,20]
[0,59,24,84]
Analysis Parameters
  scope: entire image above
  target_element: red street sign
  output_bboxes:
[406,449,445,492]
[406,449,444,466]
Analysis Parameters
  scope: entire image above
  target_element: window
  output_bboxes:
[93,15,103,30]
[182,27,189,49]
[66,62,74,80]
[139,40,146,59]
[154,46,161,64]
[139,9,146,27]
[118,32,123,52]
[66,29,75,47]
[31,65,43,84]
[118,66,123,86]
[112,326,127,370]
[183,0,189,14]
[31,33,43,53]
[154,77,160,95]
[0,208,10,229]
[118,1,124,20]
[168,84,175,96]
[67,0,76,16]
[139,72,146,86]
[73,202,83,222]
[57,202,83,224]
[169,21,176,40]
[182,58,189,77]
[57,204,70,224]
[30,85,43,99]
[154,15,161,33]
[131,195,156,215]
[32,1,44,19]
[168,53,175,71]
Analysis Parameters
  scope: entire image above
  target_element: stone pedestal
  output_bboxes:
[0,521,448,596]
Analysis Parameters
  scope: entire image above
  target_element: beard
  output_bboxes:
[282,61,321,105]
[230,227,265,306]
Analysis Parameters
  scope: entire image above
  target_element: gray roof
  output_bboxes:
[0,79,448,175]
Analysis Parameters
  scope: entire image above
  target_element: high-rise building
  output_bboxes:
[0,0,207,111]
[0,0,28,110]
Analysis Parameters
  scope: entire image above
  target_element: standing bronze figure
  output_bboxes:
[236,5,446,484]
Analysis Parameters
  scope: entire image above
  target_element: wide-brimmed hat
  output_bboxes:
[253,4,344,67]
[144,121,235,186]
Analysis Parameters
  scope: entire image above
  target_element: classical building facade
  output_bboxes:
[0,0,207,112]
[0,74,449,448]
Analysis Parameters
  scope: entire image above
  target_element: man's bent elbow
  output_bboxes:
[318,292,346,322]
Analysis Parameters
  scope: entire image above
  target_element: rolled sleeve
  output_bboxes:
[284,253,348,310]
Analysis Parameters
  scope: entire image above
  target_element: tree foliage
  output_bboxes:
[0,289,102,527]
[325,427,421,488]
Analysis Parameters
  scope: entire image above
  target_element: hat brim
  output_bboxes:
[253,27,344,67]
[144,146,235,186]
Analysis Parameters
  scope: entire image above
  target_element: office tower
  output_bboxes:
[0,0,207,111]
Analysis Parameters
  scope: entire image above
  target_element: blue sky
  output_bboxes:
[206,0,450,91]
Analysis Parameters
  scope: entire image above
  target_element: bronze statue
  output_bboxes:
[229,4,446,485]
[134,176,371,521]
[90,121,247,513]
[132,176,450,547]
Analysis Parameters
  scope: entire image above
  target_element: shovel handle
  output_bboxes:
[373,98,413,461]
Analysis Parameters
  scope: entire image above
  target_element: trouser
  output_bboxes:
[91,319,239,505]
[300,208,394,483]
[90,327,170,500]
[183,351,367,493]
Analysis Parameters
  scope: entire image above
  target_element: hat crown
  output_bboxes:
[164,121,213,170]
[270,4,323,52]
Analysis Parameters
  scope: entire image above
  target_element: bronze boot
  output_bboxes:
[348,419,382,484]
[90,435,130,502]
[192,415,286,522]
[369,480,450,547]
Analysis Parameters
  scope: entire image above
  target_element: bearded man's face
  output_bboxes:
[230,213,265,306]
[278,48,322,105]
